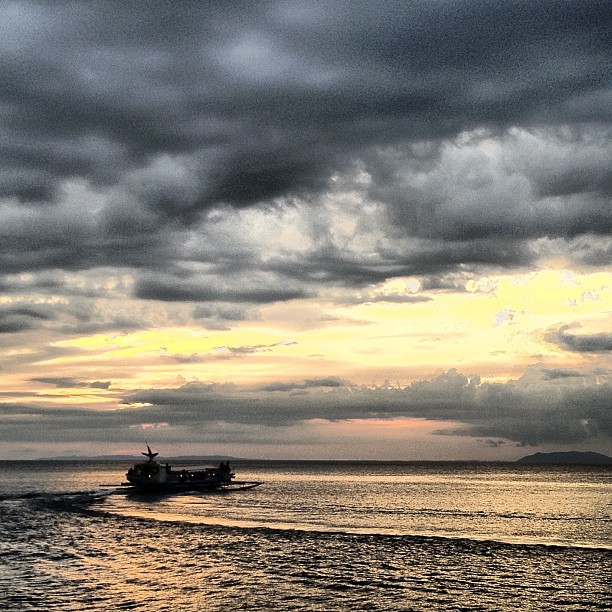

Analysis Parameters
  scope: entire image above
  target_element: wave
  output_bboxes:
[0,488,118,505]
[3,488,610,553]
[96,504,612,553]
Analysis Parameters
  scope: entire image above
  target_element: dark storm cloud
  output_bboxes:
[89,380,112,390]
[134,275,309,303]
[541,368,585,380]
[0,304,54,333]
[30,377,111,389]
[216,340,297,355]
[420,274,472,292]
[2,0,611,207]
[2,367,609,448]
[126,368,612,446]
[263,237,536,289]
[1,0,611,301]
[546,324,612,353]
[260,377,347,392]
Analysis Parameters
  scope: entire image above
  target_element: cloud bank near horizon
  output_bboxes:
[2,367,610,453]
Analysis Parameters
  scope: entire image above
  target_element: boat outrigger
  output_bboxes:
[121,444,262,493]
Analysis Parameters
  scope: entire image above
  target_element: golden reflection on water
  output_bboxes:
[100,463,611,549]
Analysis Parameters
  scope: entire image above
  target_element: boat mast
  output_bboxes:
[142,441,159,462]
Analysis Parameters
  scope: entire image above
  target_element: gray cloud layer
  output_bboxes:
[546,324,612,353]
[1,368,609,449]
[1,0,611,305]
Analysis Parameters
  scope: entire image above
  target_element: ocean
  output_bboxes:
[0,460,609,611]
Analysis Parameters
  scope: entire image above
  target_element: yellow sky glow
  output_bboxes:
[21,267,608,396]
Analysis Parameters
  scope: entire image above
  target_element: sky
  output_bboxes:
[1,0,611,460]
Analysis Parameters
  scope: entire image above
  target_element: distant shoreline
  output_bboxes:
[517,451,612,465]
[3,452,611,464]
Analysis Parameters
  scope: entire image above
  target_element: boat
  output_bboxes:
[122,444,262,493]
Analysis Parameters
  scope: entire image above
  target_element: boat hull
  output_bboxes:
[122,480,263,494]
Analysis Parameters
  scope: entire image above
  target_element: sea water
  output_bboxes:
[0,460,610,611]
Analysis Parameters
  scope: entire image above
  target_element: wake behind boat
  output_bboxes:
[121,444,262,493]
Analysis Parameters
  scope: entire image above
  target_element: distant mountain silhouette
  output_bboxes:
[517,451,612,465]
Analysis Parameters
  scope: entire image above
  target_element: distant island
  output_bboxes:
[517,451,612,465]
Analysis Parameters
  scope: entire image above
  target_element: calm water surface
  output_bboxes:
[0,460,610,611]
